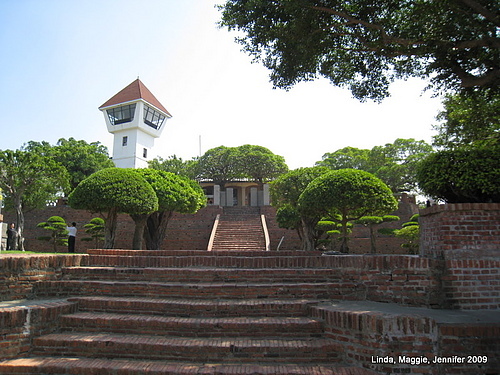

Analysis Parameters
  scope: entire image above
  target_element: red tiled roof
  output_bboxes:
[99,79,171,116]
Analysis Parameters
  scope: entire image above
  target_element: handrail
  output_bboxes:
[261,214,271,251]
[207,214,220,251]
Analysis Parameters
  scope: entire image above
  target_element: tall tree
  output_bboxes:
[148,155,200,180]
[131,169,206,250]
[197,146,243,188]
[236,144,289,185]
[433,89,500,148]
[68,168,158,249]
[24,138,114,194]
[317,139,433,193]
[219,0,500,101]
[0,149,69,250]
[270,166,330,250]
[298,169,398,253]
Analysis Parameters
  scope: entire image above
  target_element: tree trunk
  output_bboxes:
[144,211,174,250]
[104,208,117,249]
[131,214,148,250]
[339,219,350,254]
[300,217,317,251]
[369,225,377,253]
[14,196,24,251]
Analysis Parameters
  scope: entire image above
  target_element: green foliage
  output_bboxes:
[24,138,114,194]
[270,167,330,250]
[68,168,158,248]
[81,217,105,248]
[219,0,499,101]
[134,169,206,250]
[433,90,500,148]
[416,144,500,203]
[236,144,288,183]
[37,216,68,252]
[298,169,398,253]
[197,146,243,186]
[317,139,433,192]
[148,155,200,180]
[197,145,288,186]
[68,168,158,215]
[394,225,419,254]
[355,214,400,253]
[0,148,69,250]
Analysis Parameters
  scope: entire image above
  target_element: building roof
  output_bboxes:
[99,79,171,116]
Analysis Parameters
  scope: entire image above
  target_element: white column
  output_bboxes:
[213,185,220,206]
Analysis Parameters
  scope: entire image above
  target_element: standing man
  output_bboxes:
[6,223,17,250]
[66,222,77,253]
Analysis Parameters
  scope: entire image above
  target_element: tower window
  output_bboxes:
[107,104,136,125]
[122,136,128,146]
[143,105,166,129]
[143,148,148,158]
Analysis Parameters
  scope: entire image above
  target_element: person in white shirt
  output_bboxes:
[66,222,77,253]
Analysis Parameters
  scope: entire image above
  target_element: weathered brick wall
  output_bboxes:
[0,254,87,301]
[2,205,222,252]
[420,203,500,259]
[0,300,77,360]
[312,304,499,375]
[420,204,500,310]
[3,198,416,254]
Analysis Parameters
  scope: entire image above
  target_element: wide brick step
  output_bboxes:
[69,296,319,317]
[0,357,377,374]
[32,333,339,363]
[60,312,323,337]
[34,280,349,300]
[84,253,332,268]
[85,249,304,257]
[62,267,338,283]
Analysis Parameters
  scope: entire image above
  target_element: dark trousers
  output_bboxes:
[68,236,76,253]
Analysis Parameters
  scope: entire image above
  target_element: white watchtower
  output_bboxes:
[99,79,172,168]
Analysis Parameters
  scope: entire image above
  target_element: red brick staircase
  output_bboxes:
[0,249,377,375]
[210,207,267,251]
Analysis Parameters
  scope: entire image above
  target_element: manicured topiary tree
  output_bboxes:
[37,216,68,252]
[298,169,398,253]
[81,217,105,248]
[355,215,400,253]
[134,169,206,250]
[68,168,158,249]
[270,167,330,250]
[416,144,500,203]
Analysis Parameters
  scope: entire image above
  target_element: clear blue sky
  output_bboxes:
[0,0,443,169]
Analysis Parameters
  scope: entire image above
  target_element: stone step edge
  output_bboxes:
[0,357,377,375]
[68,296,320,316]
[59,312,323,336]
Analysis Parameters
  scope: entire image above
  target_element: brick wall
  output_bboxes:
[3,199,415,254]
[2,205,222,252]
[0,300,77,360]
[420,204,500,310]
[311,303,499,375]
[420,203,500,259]
[0,254,87,301]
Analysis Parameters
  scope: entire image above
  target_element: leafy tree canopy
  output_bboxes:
[317,139,433,192]
[24,138,114,194]
[68,168,158,215]
[433,89,500,148]
[298,168,397,252]
[68,168,158,248]
[148,155,200,180]
[219,0,500,101]
[416,144,500,203]
[197,145,288,186]
[0,148,69,250]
